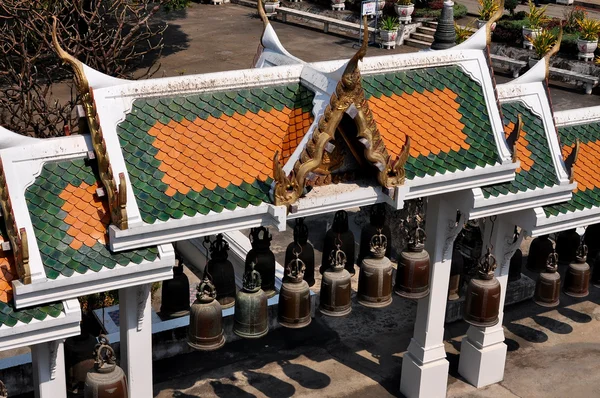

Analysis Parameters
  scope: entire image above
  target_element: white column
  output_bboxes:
[400,196,465,398]
[458,216,522,387]
[31,340,67,398]
[119,284,153,398]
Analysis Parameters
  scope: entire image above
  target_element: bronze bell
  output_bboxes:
[564,243,590,298]
[357,204,392,266]
[207,234,236,308]
[395,228,430,299]
[188,273,225,351]
[320,210,356,275]
[0,380,7,398]
[448,245,464,301]
[234,262,269,339]
[526,234,554,272]
[246,227,276,298]
[464,248,501,327]
[160,254,191,319]
[358,228,393,308]
[285,218,315,286]
[556,229,581,266]
[534,251,561,307]
[65,330,97,395]
[319,243,352,317]
[278,250,312,328]
[84,335,128,398]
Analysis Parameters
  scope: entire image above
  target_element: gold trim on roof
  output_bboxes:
[0,160,31,284]
[486,0,504,46]
[509,114,523,163]
[544,26,562,80]
[273,17,408,207]
[52,17,128,230]
[567,139,580,184]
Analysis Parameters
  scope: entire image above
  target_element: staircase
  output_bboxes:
[404,21,436,49]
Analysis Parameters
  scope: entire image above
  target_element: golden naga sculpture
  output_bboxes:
[486,0,504,46]
[544,27,563,80]
[0,160,31,284]
[52,17,128,230]
[273,16,410,207]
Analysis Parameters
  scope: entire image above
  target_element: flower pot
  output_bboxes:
[263,0,280,15]
[331,0,345,10]
[577,38,598,61]
[528,56,540,68]
[476,20,496,30]
[394,4,414,23]
[380,29,398,42]
[522,27,541,49]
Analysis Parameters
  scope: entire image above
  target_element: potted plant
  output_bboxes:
[523,0,549,49]
[577,17,600,61]
[526,28,557,67]
[477,0,499,29]
[395,0,414,24]
[263,0,280,15]
[331,0,345,10]
[379,16,399,49]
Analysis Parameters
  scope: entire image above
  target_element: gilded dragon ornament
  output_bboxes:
[52,17,128,230]
[273,16,410,208]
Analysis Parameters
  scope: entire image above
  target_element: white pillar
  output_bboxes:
[119,284,153,398]
[458,216,522,387]
[400,196,465,398]
[31,340,67,398]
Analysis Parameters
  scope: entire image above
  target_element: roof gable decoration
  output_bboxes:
[272,21,410,208]
[456,0,503,50]
[512,27,563,85]
[52,18,128,230]
[0,161,30,284]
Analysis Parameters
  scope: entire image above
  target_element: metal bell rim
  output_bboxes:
[393,287,430,300]
[187,335,226,351]
[357,296,392,308]
[233,327,269,339]
[464,317,499,328]
[278,317,312,329]
[533,297,560,308]
[563,290,589,298]
[319,306,351,317]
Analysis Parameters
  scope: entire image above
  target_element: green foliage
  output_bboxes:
[455,23,474,44]
[577,17,600,41]
[478,0,499,21]
[527,29,557,58]
[396,0,413,5]
[564,6,588,33]
[526,0,550,29]
[504,0,518,16]
[413,2,467,18]
[163,0,191,11]
[380,16,399,30]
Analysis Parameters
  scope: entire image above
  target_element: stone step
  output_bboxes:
[410,32,434,43]
[404,37,431,49]
[417,26,437,35]
[424,21,438,29]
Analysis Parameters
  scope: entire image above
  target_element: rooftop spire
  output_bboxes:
[431,0,456,50]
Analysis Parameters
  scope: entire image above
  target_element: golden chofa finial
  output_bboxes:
[257,0,269,29]
[486,0,504,46]
[544,26,563,80]
[342,15,369,81]
[51,16,90,97]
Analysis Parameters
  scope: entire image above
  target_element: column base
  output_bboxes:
[458,338,507,388]
[400,353,449,398]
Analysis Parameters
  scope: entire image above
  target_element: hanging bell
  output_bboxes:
[0,380,7,398]
[320,210,356,275]
[395,227,430,299]
[278,250,311,328]
[448,245,464,301]
[233,262,269,339]
[508,249,523,282]
[284,218,315,286]
[207,234,236,308]
[564,243,590,298]
[357,204,392,266]
[65,330,97,395]
[526,235,554,273]
[534,251,561,307]
[160,254,191,319]
[84,335,128,398]
[556,229,581,266]
[188,273,225,351]
[358,228,393,307]
[464,248,501,327]
[584,223,600,260]
[246,227,276,298]
[319,243,352,317]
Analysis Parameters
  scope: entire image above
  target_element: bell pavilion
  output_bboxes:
[1,3,600,397]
